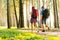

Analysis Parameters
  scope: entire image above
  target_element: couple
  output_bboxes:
[30,6,50,32]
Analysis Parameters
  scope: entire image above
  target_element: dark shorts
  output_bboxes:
[42,18,46,24]
[30,18,37,23]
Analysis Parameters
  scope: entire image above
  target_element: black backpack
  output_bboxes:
[43,9,50,19]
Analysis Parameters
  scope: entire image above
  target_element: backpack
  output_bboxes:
[43,9,50,19]
[31,9,38,19]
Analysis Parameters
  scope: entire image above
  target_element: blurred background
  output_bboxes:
[0,0,60,29]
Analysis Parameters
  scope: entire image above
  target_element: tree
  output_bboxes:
[13,0,19,28]
[19,0,24,28]
[12,0,24,28]
[7,0,11,28]
[53,0,59,28]
[42,0,44,6]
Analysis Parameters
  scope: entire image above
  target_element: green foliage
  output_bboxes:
[0,29,20,38]
[0,29,43,40]
[0,29,60,40]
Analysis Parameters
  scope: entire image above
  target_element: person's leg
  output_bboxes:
[42,18,46,32]
[34,22,38,28]
[31,22,34,31]
[44,19,50,30]
[42,18,50,31]
[42,24,46,32]
[34,22,39,32]
[30,18,35,32]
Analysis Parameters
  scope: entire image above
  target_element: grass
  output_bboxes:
[0,29,60,40]
[0,29,43,40]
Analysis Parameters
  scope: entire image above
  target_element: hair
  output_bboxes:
[32,6,34,9]
[42,6,44,9]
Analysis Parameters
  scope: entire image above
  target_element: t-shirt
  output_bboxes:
[41,9,45,16]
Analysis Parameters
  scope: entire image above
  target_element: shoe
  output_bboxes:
[42,30,45,32]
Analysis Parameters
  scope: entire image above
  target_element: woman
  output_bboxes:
[30,6,38,32]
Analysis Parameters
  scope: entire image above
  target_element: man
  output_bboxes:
[40,6,46,32]
[40,6,50,32]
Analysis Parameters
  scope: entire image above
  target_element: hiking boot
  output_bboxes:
[42,30,45,32]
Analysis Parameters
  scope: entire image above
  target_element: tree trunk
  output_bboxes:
[26,0,29,28]
[53,0,59,28]
[13,0,19,28]
[42,0,44,6]
[19,0,24,28]
[32,0,34,5]
[7,0,11,29]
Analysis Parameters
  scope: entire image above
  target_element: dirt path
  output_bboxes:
[17,29,60,36]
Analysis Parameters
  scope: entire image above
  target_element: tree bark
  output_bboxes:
[42,0,44,6]
[7,0,11,28]
[13,0,19,28]
[19,0,24,28]
[53,0,59,28]
[26,0,29,28]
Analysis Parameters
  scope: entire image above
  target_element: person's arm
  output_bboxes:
[40,15,42,21]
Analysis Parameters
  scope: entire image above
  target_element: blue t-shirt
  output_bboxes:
[41,9,45,16]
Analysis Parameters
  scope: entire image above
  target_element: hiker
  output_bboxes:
[40,6,50,32]
[30,6,38,32]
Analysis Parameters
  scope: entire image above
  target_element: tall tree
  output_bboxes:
[26,0,29,28]
[53,0,59,28]
[42,0,44,6]
[7,0,11,28]
[32,0,34,5]
[13,0,19,28]
[19,0,24,28]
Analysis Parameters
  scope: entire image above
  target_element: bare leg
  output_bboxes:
[31,22,34,32]
[42,24,45,32]
[34,22,39,32]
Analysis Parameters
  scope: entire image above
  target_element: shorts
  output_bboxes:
[30,18,37,23]
[42,18,46,24]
